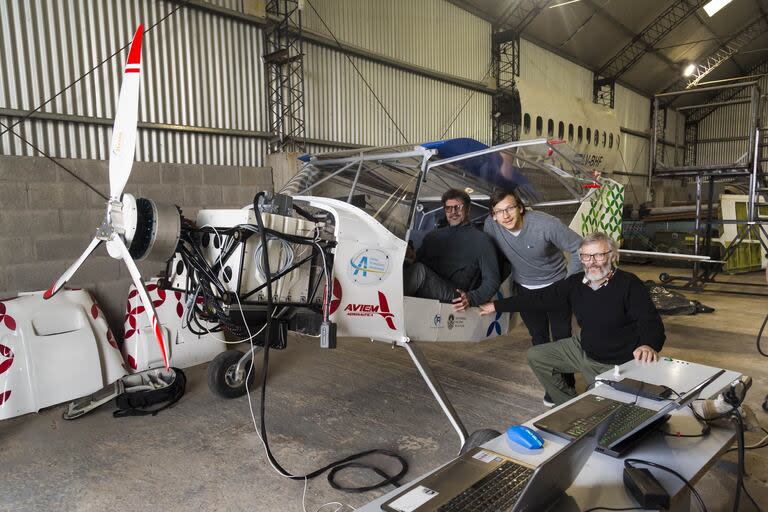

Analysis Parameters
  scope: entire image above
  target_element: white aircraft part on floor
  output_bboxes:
[0,290,126,420]
[122,278,225,372]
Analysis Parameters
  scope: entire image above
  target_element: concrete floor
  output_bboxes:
[2,264,767,511]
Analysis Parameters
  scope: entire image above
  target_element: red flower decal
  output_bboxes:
[0,344,13,374]
[106,329,118,349]
[0,390,11,406]
[126,354,137,370]
[0,302,17,332]
[90,304,99,319]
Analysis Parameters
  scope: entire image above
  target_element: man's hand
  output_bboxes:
[633,345,659,363]
[452,290,470,312]
[477,302,496,316]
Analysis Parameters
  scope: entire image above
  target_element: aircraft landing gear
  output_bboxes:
[208,349,259,398]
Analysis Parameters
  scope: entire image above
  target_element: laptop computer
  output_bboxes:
[534,369,725,457]
[381,411,616,512]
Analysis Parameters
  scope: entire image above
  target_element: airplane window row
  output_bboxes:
[522,113,619,149]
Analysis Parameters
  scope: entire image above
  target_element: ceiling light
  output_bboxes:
[683,63,697,77]
[549,0,582,8]
[704,0,733,17]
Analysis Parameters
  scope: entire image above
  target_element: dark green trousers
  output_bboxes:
[526,334,614,406]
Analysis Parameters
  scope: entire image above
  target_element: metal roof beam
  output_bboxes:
[663,15,768,92]
[590,0,691,79]
[685,56,768,125]
[496,0,553,32]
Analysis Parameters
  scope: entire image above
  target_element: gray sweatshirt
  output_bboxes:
[417,223,500,306]
[483,211,582,287]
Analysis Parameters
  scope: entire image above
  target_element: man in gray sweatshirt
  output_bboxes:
[484,189,582,405]
[404,189,500,312]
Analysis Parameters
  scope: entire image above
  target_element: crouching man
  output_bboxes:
[479,232,665,406]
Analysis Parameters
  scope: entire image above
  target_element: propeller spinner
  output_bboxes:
[43,25,177,370]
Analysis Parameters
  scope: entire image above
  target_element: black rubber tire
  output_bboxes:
[207,350,257,399]
[460,428,502,455]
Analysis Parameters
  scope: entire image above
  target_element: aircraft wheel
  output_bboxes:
[659,272,671,283]
[207,350,257,399]
[460,429,502,454]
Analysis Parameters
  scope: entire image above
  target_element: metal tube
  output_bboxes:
[402,341,468,451]
[749,129,761,222]
[655,81,759,98]
[296,161,358,195]
[676,99,752,110]
[649,97,658,202]
[345,156,364,203]
[426,138,547,170]
[618,249,716,262]
[694,175,702,257]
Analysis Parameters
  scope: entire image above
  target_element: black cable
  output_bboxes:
[249,192,407,492]
[624,459,708,512]
[304,0,408,143]
[756,310,768,357]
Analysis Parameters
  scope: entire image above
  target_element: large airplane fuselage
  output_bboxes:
[514,78,621,173]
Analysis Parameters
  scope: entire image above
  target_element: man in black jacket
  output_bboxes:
[479,231,665,406]
[405,189,500,312]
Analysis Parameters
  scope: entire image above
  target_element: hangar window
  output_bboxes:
[594,129,599,146]
[536,116,543,136]
[547,119,554,137]
[558,121,564,140]
[602,132,606,147]
[609,133,613,148]
[586,128,591,144]
[578,126,583,143]
[568,123,574,142]
[523,113,531,134]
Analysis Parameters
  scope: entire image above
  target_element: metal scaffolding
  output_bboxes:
[263,0,306,154]
[650,83,768,292]
[490,0,551,145]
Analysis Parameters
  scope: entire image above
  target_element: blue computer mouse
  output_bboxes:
[506,425,544,450]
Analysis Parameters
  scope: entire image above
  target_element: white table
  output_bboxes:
[358,358,741,512]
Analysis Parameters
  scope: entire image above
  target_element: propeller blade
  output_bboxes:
[112,237,170,370]
[109,24,143,201]
[43,237,103,299]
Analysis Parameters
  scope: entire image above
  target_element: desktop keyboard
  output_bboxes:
[437,461,534,512]
[565,402,657,447]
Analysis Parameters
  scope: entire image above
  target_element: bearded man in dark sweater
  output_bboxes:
[479,232,665,406]
[404,189,500,312]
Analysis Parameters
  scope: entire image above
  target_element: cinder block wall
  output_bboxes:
[0,156,272,334]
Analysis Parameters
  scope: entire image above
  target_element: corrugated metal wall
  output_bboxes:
[302,0,491,82]
[0,0,267,165]
[304,43,491,146]
[0,0,492,164]
[696,78,765,166]
[519,39,593,101]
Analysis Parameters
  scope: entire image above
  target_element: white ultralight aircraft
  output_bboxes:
[0,25,627,451]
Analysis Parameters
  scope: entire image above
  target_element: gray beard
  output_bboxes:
[585,265,612,282]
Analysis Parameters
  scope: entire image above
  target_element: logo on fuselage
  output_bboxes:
[344,291,396,330]
[349,249,390,284]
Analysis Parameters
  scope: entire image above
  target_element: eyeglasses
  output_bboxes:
[492,205,519,217]
[579,251,612,263]
[444,204,465,213]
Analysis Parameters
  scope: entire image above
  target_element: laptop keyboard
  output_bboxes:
[437,461,534,512]
[565,402,657,447]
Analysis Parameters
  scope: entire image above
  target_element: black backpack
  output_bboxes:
[113,367,186,418]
